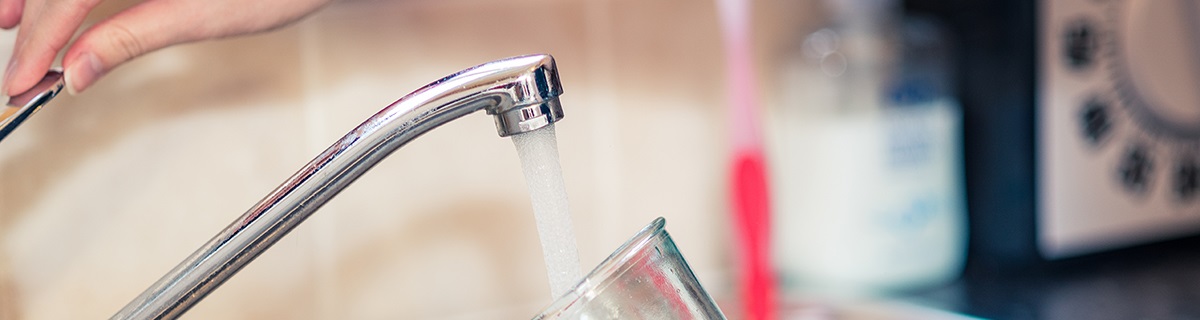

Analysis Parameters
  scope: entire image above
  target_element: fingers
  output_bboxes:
[61,0,186,95]
[4,0,102,96]
[5,0,333,95]
[0,0,23,29]
[61,0,228,94]
[62,0,332,94]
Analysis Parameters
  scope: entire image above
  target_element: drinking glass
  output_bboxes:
[534,217,727,319]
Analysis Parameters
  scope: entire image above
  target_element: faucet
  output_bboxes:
[112,54,565,319]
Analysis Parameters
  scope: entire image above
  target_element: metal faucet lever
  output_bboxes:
[0,70,65,143]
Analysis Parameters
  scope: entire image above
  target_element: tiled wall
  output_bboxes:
[0,0,815,318]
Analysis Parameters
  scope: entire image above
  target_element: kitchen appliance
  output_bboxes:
[904,0,1200,271]
[1038,0,1200,259]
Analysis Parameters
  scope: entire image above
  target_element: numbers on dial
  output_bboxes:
[1080,98,1113,145]
[1061,2,1200,201]
[1175,158,1199,201]
[1119,144,1154,194]
[1063,18,1099,70]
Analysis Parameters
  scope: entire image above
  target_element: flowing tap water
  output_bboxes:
[512,123,583,298]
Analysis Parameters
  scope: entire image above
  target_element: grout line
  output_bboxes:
[583,0,624,262]
[297,18,339,319]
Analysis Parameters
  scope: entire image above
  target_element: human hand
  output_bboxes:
[0,0,334,96]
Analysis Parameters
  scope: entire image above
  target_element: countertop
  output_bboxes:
[909,237,1200,319]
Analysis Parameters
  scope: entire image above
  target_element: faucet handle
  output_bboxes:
[0,70,65,143]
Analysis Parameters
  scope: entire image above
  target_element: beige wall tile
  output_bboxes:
[0,0,821,318]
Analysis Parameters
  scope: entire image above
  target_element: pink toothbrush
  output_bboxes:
[714,0,776,318]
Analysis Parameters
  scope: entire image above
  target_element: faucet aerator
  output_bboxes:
[493,98,565,137]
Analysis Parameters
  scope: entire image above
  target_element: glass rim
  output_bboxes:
[533,216,668,318]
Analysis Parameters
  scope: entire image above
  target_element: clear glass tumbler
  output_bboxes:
[533,217,727,319]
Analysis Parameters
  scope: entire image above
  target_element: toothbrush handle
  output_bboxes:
[732,151,775,320]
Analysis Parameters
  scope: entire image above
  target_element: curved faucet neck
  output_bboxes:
[113,54,565,319]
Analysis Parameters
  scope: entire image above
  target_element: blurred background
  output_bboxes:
[4,0,1200,319]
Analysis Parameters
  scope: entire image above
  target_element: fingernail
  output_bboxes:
[3,58,16,95]
[65,52,103,95]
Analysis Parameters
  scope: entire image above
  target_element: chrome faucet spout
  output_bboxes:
[112,54,565,319]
